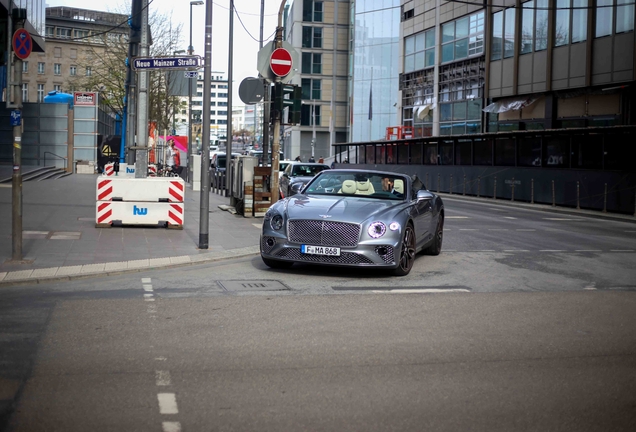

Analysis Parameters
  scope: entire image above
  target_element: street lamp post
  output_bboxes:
[311,100,316,159]
[171,50,186,136]
[188,0,204,184]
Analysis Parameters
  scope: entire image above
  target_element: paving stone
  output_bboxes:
[127,259,150,268]
[170,256,191,264]
[0,272,7,281]
[4,270,34,281]
[104,261,128,272]
[55,266,83,276]
[81,263,106,273]
[148,257,171,267]
[30,268,60,278]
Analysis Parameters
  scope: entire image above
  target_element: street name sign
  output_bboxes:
[133,56,201,71]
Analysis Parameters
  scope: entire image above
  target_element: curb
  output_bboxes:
[0,246,260,287]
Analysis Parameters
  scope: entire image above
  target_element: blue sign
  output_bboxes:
[132,56,201,71]
[133,205,148,216]
[10,110,21,126]
[184,71,198,78]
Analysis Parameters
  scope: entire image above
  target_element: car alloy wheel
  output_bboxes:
[424,216,444,256]
[392,225,416,276]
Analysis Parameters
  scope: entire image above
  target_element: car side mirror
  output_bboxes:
[283,173,289,179]
[417,190,435,202]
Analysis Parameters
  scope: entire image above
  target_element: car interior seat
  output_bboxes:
[339,179,357,194]
[355,180,375,195]
[393,179,404,194]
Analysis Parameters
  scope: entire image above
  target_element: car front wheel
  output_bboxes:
[392,224,416,276]
[423,215,443,256]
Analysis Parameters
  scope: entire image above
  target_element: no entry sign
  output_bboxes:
[270,48,293,77]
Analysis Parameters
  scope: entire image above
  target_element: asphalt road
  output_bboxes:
[1,198,635,431]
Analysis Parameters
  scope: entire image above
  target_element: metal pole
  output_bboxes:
[269,0,287,205]
[576,181,580,210]
[227,0,234,200]
[311,101,316,158]
[11,12,24,261]
[126,0,142,165]
[134,0,149,178]
[199,0,213,249]
[187,2,195,183]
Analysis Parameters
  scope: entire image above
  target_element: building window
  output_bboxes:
[218,84,228,89]
[54,47,62,58]
[54,64,61,75]
[74,29,89,40]
[37,84,45,102]
[218,93,228,98]
[45,26,54,38]
[301,104,321,126]
[70,65,77,76]
[54,85,61,92]
[22,61,28,73]
[86,66,92,76]
[302,78,321,100]
[404,28,435,73]
[302,26,322,48]
[22,84,28,102]
[218,101,228,107]
[303,0,323,22]
[519,0,548,54]
[218,111,227,116]
[218,119,227,125]
[616,0,635,33]
[38,62,45,74]
[555,0,588,46]
[441,11,484,64]
[56,27,71,39]
[302,52,322,74]
[70,48,77,59]
[595,0,634,36]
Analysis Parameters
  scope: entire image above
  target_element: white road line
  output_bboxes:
[503,250,530,252]
[584,287,597,290]
[157,393,179,414]
[504,216,517,219]
[162,422,182,432]
[540,250,565,252]
[142,278,152,284]
[252,223,261,229]
[488,229,509,231]
[516,229,536,231]
[442,250,456,252]
[459,229,478,231]
[155,357,167,361]
[543,218,583,221]
[610,250,635,252]
[469,250,496,252]
[143,284,153,292]
[575,250,602,252]
[156,370,171,386]
[446,216,470,219]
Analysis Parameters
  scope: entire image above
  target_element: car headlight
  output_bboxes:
[368,221,386,238]
[270,214,284,230]
[389,222,400,231]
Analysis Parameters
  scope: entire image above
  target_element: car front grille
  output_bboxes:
[261,236,276,254]
[276,248,373,264]
[375,245,395,264]
[287,220,360,247]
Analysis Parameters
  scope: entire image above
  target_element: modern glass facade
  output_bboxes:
[350,0,401,143]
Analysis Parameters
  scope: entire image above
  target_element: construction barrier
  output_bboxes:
[96,176,184,229]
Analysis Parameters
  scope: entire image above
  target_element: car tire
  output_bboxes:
[423,215,444,256]
[392,224,416,276]
[262,257,294,269]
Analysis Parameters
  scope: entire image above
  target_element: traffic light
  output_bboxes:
[272,83,301,125]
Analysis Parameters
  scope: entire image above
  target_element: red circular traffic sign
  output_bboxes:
[12,28,32,60]
[270,48,293,77]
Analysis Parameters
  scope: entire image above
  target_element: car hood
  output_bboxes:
[283,194,404,223]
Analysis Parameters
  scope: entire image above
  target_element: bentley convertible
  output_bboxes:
[260,169,444,276]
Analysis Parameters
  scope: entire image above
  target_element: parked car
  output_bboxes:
[260,169,444,276]
[278,162,330,198]
[247,150,284,166]
[210,151,241,172]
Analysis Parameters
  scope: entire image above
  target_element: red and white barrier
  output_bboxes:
[102,163,136,177]
[95,201,184,227]
[96,177,184,202]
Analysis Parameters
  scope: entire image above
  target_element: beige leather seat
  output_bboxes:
[393,179,404,194]
[339,179,357,194]
[355,180,375,195]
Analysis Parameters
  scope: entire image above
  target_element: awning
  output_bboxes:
[415,102,436,119]
[482,96,538,113]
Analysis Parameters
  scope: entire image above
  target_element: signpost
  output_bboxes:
[12,28,32,60]
[132,56,201,71]
[270,48,293,77]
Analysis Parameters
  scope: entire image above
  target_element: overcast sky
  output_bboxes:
[45,0,282,106]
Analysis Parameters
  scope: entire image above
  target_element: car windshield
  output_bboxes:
[303,171,407,200]
[291,164,329,177]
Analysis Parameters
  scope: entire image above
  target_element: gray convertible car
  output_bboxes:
[260,169,444,276]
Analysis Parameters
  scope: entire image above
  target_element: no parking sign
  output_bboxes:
[12,28,32,60]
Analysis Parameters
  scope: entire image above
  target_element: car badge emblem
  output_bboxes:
[319,214,332,219]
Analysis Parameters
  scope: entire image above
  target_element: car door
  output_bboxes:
[412,185,433,248]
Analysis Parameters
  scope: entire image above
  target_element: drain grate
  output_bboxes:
[218,280,290,292]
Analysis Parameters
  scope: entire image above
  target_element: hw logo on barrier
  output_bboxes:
[133,205,148,216]
[126,167,135,174]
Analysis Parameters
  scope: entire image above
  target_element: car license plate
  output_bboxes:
[301,245,341,256]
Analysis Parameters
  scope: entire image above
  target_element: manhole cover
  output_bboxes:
[218,280,290,292]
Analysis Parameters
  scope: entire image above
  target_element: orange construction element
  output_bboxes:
[385,126,413,140]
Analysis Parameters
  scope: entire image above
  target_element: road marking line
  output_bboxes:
[158,393,179,414]
[575,250,602,252]
[373,288,470,294]
[540,250,565,252]
[156,357,167,361]
[543,218,583,221]
[488,229,509,231]
[252,223,261,229]
[156,370,171,386]
[442,250,456,252]
[517,229,535,231]
[446,216,470,219]
[503,250,529,252]
[142,278,152,284]
[610,250,635,252]
[504,216,517,219]
[162,422,182,432]
[584,287,597,290]
[143,284,153,292]
[459,229,478,231]
[469,250,496,252]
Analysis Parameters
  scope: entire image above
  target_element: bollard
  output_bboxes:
[437,173,440,193]
[603,183,607,213]
[493,176,497,200]
[552,180,556,207]
[463,175,466,196]
[531,179,534,204]
[450,175,453,195]
[576,181,580,210]
[477,176,481,198]
[511,177,515,202]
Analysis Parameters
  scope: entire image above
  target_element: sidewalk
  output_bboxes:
[0,169,261,286]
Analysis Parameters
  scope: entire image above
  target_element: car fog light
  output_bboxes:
[266,238,275,247]
[271,215,284,230]
[368,221,386,238]
[389,222,400,231]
